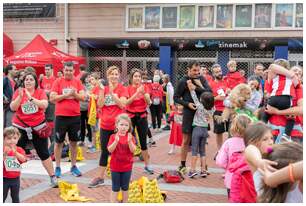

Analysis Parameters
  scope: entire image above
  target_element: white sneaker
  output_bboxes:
[168,150,174,155]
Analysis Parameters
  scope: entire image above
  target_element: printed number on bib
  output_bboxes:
[104,94,116,106]
[4,156,21,172]
[152,98,160,105]
[21,102,38,114]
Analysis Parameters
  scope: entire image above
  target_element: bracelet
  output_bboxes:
[288,163,295,183]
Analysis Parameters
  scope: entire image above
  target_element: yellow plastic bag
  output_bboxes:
[58,180,94,202]
[142,177,164,203]
[133,128,141,156]
[69,146,84,161]
[128,179,144,203]
[88,95,97,126]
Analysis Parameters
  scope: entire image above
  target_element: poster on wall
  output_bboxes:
[198,6,214,28]
[275,4,293,27]
[4,3,56,18]
[296,3,303,27]
[179,6,195,29]
[145,7,160,29]
[216,5,233,28]
[254,4,272,28]
[128,8,143,28]
[162,7,177,28]
[235,5,252,27]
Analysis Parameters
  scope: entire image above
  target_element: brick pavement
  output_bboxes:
[5,129,229,203]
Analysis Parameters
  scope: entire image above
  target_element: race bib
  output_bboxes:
[174,114,183,124]
[152,98,160,105]
[4,156,21,172]
[21,101,38,114]
[104,94,116,106]
[62,88,74,99]
[217,89,226,96]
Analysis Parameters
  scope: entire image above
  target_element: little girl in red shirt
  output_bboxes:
[3,126,27,203]
[107,113,136,203]
[168,104,183,154]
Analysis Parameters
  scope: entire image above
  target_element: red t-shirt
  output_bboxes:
[100,83,128,130]
[40,76,56,93]
[269,84,303,138]
[203,74,213,86]
[210,79,228,111]
[108,133,135,172]
[224,71,246,90]
[126,84,149,116]
[51,78,84,116]
[150,82,163,102]
[12,89,47,127]
[3,147,26,178]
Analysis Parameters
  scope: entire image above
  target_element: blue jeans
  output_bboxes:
[111,170,132,192]
[191,126,208,157]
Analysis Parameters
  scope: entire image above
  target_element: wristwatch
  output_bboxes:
[29,97,33,102]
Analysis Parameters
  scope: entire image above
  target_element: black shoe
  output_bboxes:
[162,125,170,131]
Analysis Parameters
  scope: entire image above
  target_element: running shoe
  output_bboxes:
[178,165,187,174]
[188,171,198,178]
[144,166,154,175]
[55,167,61,178]
[88,177,104,188]
[71,165,82,177]
[50,175,59,188]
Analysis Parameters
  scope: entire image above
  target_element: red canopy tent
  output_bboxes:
[3,33,14,58]
[4,34,86,76]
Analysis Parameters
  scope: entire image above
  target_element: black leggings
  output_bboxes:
[80,110,92,142]
[99,129,114,167]
[3,177,20,203]
[150,104,162,129]
[17,129,50,161]
[263,95,294,136]
[131,115,148,151]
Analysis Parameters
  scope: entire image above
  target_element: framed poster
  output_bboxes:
[254,4,272,28]
[296,3,303,28]
[179,5,195,29]
[162,7,177,28]
[216,5,233,29]
[235,5,252,27]
[198,6,214,28]
[275,4,293,27]
[145,7,160,29]
[128,8,143,28]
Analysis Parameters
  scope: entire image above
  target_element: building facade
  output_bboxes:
[4,3,303,84]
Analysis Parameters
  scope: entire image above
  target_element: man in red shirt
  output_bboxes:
[75,64,86,80]
[50,61,85,178]
[210,64,229,150]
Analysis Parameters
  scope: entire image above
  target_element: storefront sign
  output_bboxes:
[4,3,56,18]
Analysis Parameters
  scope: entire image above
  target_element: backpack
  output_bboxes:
[151,83,162,105]
[158,170,184,183]
[228,152,257,203]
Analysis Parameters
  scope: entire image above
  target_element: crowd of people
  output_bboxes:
[3,58,303,203]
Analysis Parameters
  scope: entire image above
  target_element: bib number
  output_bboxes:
[152,97,160,105]
[4,156,21,172]
[21,102,38,114]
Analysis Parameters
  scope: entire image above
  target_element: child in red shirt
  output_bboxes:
[168,104,183,154]
[107,114,136,203]
[3,127,27,203]
[224,60,246,90]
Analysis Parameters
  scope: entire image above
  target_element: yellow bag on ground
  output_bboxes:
[128,179,144,203]
[69,146,84,161]
[142,177,164,203]
[58,180,94,202]
[88,95,97,126]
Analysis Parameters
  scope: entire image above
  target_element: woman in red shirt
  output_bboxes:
[89,66,128,188]
[126,68,154,174]
[10,72,58,188]
[107,114,136,203]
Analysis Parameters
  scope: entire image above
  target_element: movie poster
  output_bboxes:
[235,5,252,27]
[198,6,214,28]
[254,4,272,28]
[275,4,293,27]
[162,7,177,28]
[145,7,160,29]
[179,5,195,29]
[216,5,233,29]
[128,8,143,28]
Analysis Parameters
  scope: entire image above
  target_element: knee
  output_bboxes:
[37,150,50,161]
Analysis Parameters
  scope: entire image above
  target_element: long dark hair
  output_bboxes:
[22,72,39,89]
[129,68,142,85]
[258,142,303,203]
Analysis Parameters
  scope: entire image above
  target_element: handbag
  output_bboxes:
[160,170,184,183]
[16,115,52,139]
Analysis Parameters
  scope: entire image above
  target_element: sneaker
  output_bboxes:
[188,171,198,178]
[50,175,58,188]
[88,177,104,188]
[200,170,208,178]
[70,165,82,177]
[168,150,174,155]
[178,165,187,174]
[55,167,61,178]
[87,146,96,153]
[144,166,154,175]
[162,125,170,131]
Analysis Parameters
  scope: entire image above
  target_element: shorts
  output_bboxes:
[213,110,229,134]
[182,109,195,134]
[111,170,132,192]
[55,116,81,143]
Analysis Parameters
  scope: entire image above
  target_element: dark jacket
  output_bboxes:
[174,75,212,111]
